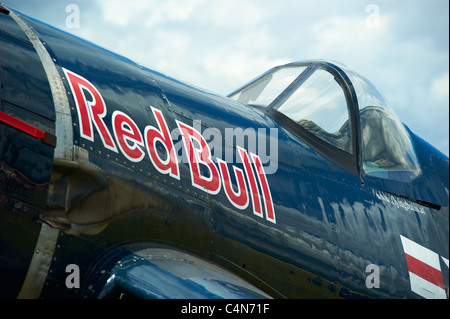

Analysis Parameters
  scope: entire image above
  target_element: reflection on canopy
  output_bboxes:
[340,64,422,182]
[230,61,422,182]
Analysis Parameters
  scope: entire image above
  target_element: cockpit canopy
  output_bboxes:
[229,61,421,182]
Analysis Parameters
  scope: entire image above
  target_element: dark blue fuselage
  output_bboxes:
[0,8,448,299]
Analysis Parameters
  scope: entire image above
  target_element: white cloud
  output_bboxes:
[97,0,203,27]
[97,0,149,26]
[430,72,450,104]
[3,0,447,155]
[200,0,272,29]
[202,52,289,92]
[89,0,284,94]
[93,0,449,155]
[307,13,396,66]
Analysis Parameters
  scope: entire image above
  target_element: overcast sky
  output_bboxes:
[2,0,449,156]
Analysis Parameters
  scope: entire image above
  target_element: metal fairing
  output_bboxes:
[0,10,56,298]
[0,7,448,299]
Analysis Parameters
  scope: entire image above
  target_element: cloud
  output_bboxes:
[200,0,272,29]
[307,13,396,65]
[430,72,450,104]
[426,72,449,155]
[87,0,286,93]
[96,0,202,27]
[2,0,448,155]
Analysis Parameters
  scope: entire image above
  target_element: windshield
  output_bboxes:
[276,68,352,153]
[338,63,422,182]
[230,63,353,154]
[230,61,422,182]
[229,65,307,107]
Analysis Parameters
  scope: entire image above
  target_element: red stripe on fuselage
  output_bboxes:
[405,253,445,289]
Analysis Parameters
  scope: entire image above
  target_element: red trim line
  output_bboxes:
[0,110,56,147]
[405,253,445,289]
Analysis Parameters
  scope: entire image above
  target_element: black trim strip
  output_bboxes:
[0,5,10,15]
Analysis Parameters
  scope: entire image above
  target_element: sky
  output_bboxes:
[2,0,449,156]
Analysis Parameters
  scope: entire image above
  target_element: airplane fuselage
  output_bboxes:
[1,6,448,299]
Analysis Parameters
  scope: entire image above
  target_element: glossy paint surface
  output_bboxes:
[0,11,55,297]
[0,9,448,299]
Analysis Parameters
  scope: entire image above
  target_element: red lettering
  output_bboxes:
[251,153,276,223]
[112,111,145,162]
[63,68,117,152]
[62,69,276,223]
[217,159,249,210]
[177,121,221,194]
[145,107,180,179]
[238,147,262,218]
